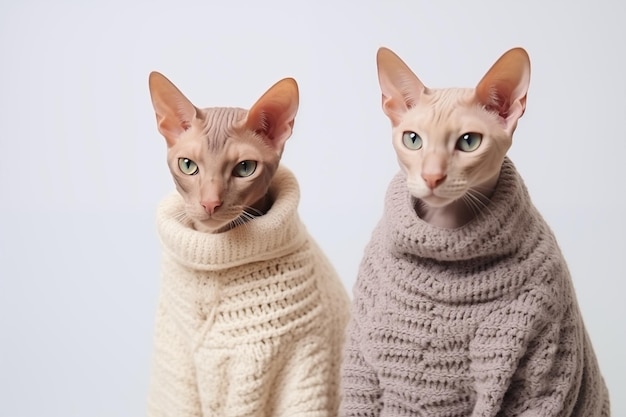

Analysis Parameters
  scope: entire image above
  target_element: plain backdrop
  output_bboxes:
[0,0,624,415]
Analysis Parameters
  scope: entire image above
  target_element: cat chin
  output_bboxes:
[191,217,238,234]
[408,187,461,209]
[414,195,458,209]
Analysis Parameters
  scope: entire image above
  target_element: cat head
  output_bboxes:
[376,47,530,213]
[148,72,299,233]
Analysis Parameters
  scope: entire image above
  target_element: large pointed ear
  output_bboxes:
[148,71,197,147]
[244,77,299,154]
[376,47,427,126]
[475,48,531,134]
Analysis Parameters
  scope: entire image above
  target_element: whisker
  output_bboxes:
[178,204,268,233]
[461,195,479,218]
[173,209,192,225]
[238,217,253,233]
[219,206,257,232]
[463,189,493,218]
[243,205,265,217]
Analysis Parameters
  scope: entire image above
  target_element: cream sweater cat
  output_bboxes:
[148,166,350,417]
[340,158,610,417]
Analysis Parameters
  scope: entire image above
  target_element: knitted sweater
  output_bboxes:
[340,158,610,417]
[148,166,350,417]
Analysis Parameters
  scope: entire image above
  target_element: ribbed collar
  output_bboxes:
[380,158,551,304]
[156,166,307,271]
[385,158,536,262]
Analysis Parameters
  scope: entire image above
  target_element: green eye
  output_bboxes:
[456,132,482,152]
[178,158,199,175]
[233,160,257,177]
[402,131,423,150]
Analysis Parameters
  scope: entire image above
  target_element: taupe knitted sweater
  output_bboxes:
[340,158,610,417]
[148,167,350,417]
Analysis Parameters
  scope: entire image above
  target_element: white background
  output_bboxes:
[1,1,623,415]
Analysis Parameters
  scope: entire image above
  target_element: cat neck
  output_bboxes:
[414,171,500,229]
[415,199,481,229]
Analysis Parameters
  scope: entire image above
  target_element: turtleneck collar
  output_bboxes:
[156,166,307,271]
[384,158,536,262]
[379,158,556,304]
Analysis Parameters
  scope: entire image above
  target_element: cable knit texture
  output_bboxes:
[340,158,610,417]
[148,166,350,417]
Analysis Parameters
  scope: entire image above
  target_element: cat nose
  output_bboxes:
[422,173,447,189]
[201,200,222,214]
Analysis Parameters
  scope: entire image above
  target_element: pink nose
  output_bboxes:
[422,173,447,189]
[201,200,222,214]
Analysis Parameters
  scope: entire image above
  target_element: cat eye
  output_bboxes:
[233,160,257,177]
[456,133,482,152]
[178,158,199,175]
[402,131,423,150]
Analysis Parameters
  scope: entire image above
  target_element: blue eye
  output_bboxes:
[402,131,422,150]
[233,160,257,177]
[178,158,199,175]
[456,133,482,152]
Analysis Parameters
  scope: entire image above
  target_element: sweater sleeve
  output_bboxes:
[497,312,583,417]
[340,239,384,417]
[499,305,609,417]
[469,283,581,417]
[147,295,202,417]
[340,315,382,417]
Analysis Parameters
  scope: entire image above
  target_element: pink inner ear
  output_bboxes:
[482,85,512,118]
[475,48,530,130]
[251,110,272,138]
[155,105,195,147]
[248,108,294,153]
[245,80,299,152]
[376,47,427,125]
[149,72,197,147]
[158,115,191,135]
[476,78,528,132]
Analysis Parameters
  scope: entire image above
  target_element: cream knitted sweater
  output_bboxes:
[340,159,610,417]
[148,167,350,417]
